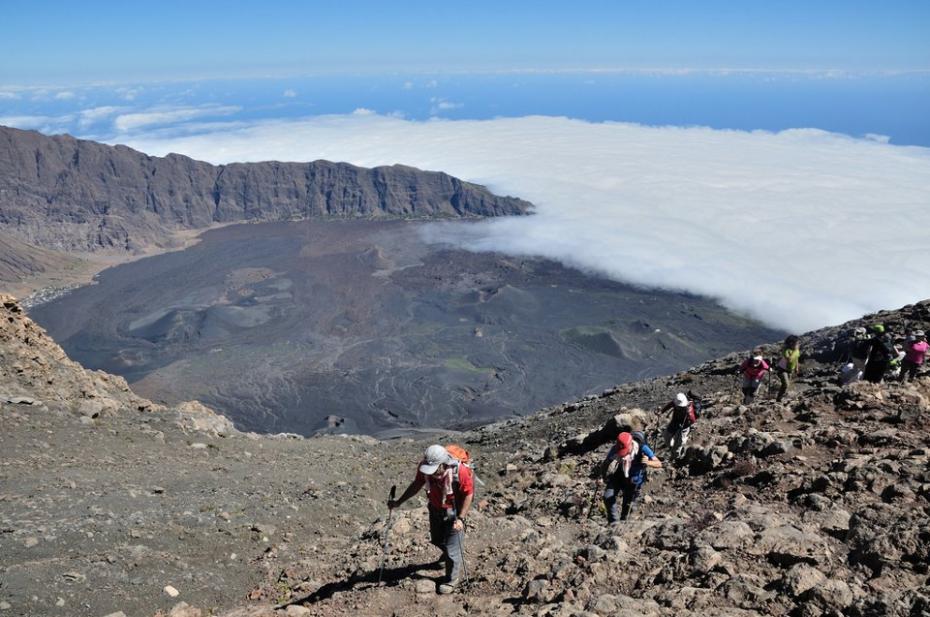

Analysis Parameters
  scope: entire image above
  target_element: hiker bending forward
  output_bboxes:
[388,445,473,593]
[602,432,662,523]
[659,393,697,459]
[739,353,770,404]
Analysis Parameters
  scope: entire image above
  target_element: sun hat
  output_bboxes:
[675,392,688,407]
[419,445,454,475]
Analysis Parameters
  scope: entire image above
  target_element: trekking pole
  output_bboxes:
[377,485,397,585]
[459,520,470,588]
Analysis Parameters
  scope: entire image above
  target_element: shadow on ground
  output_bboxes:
[279,560,445,608]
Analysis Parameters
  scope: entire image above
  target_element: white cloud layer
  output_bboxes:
[78,105,126,128]
[0,114,74,131]
[113,105,241,131]
[119,115,930,332]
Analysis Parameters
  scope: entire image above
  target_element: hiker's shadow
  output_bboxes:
[281,560,444,607]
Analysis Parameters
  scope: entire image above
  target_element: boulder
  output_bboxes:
[781,564,826,596]
[169,603,202,617]
[751,524,827,565]
[699,520,754,550]
[804,579,856,611]
[690,546,722,575]
[559,409,649,455]
[524,578,550,603]
[414,579,435,594]
[176,401,237,437]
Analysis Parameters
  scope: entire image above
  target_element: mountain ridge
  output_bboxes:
[0,125,531,254]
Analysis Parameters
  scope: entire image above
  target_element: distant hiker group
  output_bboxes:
[737,324,926,403]
[836,324,927,385]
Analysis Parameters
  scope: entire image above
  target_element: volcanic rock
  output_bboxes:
[0,126,531,254]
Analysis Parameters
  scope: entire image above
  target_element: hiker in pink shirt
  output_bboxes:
[739,353,770,404]
[900,330,928,382]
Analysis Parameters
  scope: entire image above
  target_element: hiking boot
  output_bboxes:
[437,581,459,594]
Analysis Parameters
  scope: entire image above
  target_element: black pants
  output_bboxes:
[864,360,888,383]
[776,368,791,401]
[899,359,920,382]
[603,478,641,523]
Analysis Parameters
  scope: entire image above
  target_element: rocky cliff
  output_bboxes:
[1,296,928,617]
[0,126,531,252]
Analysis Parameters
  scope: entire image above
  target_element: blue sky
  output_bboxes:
[3,0,929,145]
[1,1,929,328]
[3,1,929,83]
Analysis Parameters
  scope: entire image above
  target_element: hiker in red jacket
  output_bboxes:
[739,353,770,404]
[388,445,474,594]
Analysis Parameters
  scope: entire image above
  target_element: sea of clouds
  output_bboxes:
[119,113,930,332]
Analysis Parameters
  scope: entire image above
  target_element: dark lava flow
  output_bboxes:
[30,220,782,435]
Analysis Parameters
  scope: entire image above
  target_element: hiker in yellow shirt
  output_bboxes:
[775,335,801,402]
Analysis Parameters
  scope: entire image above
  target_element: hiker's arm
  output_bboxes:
[598,453,617,481]
[659,402,673,415]
[388,477,424,509]
[453,492,474,531]
[642,454,662,469]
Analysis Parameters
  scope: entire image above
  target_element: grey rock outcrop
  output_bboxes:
[0,126,532,252]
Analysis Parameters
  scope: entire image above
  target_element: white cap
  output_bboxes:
[674,393,688,407]
[419,445,454,475]
[752,355,763,363]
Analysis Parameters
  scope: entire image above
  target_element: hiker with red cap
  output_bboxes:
[601,431,662,523]
[388,444,474,594]
[739,351,770,404]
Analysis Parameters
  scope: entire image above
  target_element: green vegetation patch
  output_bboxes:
[443,356,494,375]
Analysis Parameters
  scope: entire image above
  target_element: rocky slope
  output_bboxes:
[0,126,531,253]
[0,232,86,288]
[1,296,929,617]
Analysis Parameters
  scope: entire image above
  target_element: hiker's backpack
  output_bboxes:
[671,402,699,427]
[688,401,701,424]
[685,390,704,424]
[445,443,485,494]
[630,431,651,484]
[445,444,470,465]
